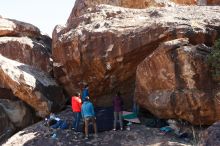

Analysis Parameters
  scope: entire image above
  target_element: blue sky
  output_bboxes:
[0,0,75,36]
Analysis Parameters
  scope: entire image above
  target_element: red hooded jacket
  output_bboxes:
[71,96,82,112]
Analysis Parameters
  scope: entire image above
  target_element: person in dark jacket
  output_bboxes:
[81,96,97,139]
[112,92,123,131]
[82,84,89,102]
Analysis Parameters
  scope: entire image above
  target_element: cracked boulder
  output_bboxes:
[0,55,65,117]
[53,4,220,106]
[135,38,220,125]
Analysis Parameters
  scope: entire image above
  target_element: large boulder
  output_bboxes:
[0,18,52,100]
[0,99,34,128]
[0,55,65,117]
[172,0,196,5]
[172,0,219,5]
[0,17,62,143]
[207,0,220,5]
[0,18,41,38]
[0,99,34,143]
[67,0,220,26]
[0,17,52,73]
[135,38,220,125]
[0,88,17,100]
[67,0,175,22]
[0,36,51,73]
[53,5,220,106]
[0,106,15,143]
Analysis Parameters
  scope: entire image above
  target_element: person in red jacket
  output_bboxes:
[71,92,82,131]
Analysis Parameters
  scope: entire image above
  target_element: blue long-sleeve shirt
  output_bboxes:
[81,101,95,118]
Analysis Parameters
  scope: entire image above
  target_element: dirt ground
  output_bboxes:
[2,107,202,146]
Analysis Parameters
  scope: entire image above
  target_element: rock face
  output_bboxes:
[0,17,63,117]
[0,105,15,142]
[0,17,53,102]
[67,0,174,22]
[172,0,196,5]
[0,99,35,142]
[0,55,65,117]
[67,0,220,26]
[0,99,34,128]
[207,0,220,5]
[0,88,17,100]
[0,18,41,38]
[53,5,220,106]
[0,17,64,143]
[0,17,52,73]
[199,122,220,146]
[134,38,220,125]
[0,36,52,73]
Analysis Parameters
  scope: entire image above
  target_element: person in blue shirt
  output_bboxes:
[82,84,89,102]
[81,96,97,139]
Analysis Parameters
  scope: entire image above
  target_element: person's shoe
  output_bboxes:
[112,128,116,131]
[51,133,57,139]
[84,136,89,140]
[120,128,123,131]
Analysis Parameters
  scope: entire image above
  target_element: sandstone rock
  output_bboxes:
[0,106,15,143]
[207,0,220,5]
[0,99,34,128]
[172,0,196,5]
[0,36,52,73]
[0,18,40,38]
[171,0,218,5]
[0,99,35,143]
[0,55,65,117]
[135,38,219,125]
[173,0,219,5]
[53,5,220,106]
[0,17,52,73]
[199,122,220,146]
[0,88,17,100]
[0,18,53,103]
[67,0,177,25]
[0,17,54,143]
[67,0,220,26]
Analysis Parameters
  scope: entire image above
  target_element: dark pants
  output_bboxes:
[73,112,81,131]
[114,112,123,129]
[84,116,97,137]
[51,120,62,129]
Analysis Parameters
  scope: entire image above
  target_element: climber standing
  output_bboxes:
[71,92,82,131]
[112,91,124,131]
[81,96,98,139]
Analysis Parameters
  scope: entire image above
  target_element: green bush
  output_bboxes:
[207,39,220,80]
